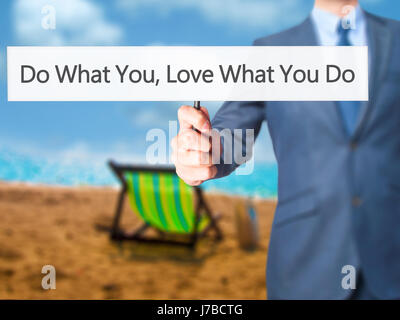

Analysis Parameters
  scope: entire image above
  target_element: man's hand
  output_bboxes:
[171,105,220,186]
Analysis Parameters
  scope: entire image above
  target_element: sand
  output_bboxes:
[0,183,276,299]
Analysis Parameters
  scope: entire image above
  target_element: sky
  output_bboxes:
[0,0,399,167]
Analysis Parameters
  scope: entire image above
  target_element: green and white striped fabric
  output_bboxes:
[125,172,209,233]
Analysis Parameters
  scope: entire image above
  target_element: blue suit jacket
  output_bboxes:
[212,12,400,299]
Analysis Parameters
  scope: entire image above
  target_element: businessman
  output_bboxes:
[171,0,400,299]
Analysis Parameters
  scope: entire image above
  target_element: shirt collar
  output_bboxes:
[311,4,364,35]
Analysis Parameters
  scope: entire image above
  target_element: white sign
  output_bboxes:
[7,46,368,101]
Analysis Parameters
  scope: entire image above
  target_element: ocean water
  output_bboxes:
[0,148,277,198]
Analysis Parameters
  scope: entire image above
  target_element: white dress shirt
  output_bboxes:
[311,5,368,46]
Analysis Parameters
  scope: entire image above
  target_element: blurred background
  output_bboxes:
[1,0,399,196]
[0,0,398,299]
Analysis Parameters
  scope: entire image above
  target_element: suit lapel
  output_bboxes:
[299,18,349,139]
[353,12,392,140]
[288,13,391,141]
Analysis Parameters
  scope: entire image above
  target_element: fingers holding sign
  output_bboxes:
[171,105,220,186]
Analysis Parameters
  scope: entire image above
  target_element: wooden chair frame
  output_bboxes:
[108,160,222,248]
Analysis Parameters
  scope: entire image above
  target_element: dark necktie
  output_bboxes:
[336,23,361,136]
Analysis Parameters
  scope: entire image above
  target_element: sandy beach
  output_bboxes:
[0,182,276,299]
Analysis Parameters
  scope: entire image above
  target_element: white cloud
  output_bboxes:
[118,0,310,30]
[14,0,123,45]
[122,101,222,130]
[55,141,146,164]
[0,138,145,165]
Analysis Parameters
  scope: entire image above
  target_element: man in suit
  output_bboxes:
[171,0,400,299]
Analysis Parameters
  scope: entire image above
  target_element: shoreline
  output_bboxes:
[0,180,277,201]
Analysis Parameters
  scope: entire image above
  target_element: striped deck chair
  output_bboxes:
[108,161,222,248]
